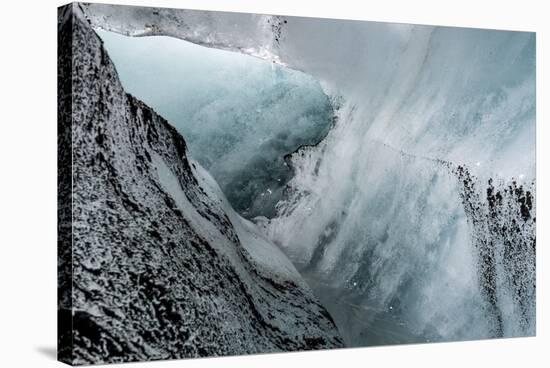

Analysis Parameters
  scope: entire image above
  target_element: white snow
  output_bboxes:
[153,151,309,288]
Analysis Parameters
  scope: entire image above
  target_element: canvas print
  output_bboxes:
[58,2,536,365]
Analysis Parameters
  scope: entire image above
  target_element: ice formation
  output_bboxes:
[58,4,342,364]
[82,3,536,347]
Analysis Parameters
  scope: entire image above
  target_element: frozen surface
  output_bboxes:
[97,29,333,219]
[83,3,536,346]
[59,4,342,364]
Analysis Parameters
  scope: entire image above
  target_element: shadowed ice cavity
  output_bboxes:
[97,29,333,219]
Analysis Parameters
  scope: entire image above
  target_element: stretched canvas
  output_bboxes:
[58,2,536,365]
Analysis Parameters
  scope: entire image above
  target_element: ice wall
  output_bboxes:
[83,3,536,345]
[264,22,536,344]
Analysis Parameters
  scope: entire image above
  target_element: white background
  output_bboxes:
[0,0,547,366]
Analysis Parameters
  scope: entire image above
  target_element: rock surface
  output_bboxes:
[58,4,343,365]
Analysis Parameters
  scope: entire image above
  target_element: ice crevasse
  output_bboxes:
[83,4,536,345]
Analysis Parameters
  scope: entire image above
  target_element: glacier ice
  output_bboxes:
[84,3,536,347]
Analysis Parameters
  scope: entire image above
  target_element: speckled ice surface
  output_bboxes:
[58,4,343,365]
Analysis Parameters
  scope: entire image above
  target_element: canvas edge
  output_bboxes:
[58,2,75,366]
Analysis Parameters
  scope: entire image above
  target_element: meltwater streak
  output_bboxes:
[86,6,535,346]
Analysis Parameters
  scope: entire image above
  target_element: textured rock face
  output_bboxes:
[453,165,535,337]
[58,4,343,365]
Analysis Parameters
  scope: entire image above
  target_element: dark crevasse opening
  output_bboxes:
[97,29,334,219]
